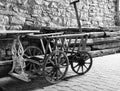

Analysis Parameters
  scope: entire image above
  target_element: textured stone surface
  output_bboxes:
[0,0,117,30]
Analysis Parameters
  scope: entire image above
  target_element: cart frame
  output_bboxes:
[25,32,93,83]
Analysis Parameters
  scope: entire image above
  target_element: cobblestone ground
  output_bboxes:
[1,53,120,91]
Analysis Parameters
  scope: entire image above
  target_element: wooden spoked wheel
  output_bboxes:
[24,46,42,58]
[43,50,69,83]
[71,51,92,75]
[23,46,43,75]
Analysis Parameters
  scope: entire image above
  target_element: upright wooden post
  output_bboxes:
[115,0,120,26]
[70,0,82,33]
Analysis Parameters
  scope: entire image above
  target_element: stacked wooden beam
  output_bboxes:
[23,26,120,57]
[86,31,120,57]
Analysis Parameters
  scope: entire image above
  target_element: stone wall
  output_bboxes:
[0,0,116,30]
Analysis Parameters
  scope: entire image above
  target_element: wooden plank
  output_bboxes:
[67,46,91,53]
[0,60,13,65]
[40,26,104,33]
[92,42,120,50]
[105,31,120,37]
[89,31,120,38]
[27,32,63,38]
[55,36,120,46]
[27,31,120,39]
[87,36,120,45]
[48,33,89,39]
[0,30,39,34]
[89,32,105,38]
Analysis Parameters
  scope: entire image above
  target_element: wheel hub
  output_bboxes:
[54,65,59,69]
[77,58,85,66]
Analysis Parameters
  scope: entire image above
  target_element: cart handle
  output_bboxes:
[70,0,80,5]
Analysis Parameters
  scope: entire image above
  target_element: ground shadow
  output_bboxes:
[0,73,85,91]
[0,75,53,91]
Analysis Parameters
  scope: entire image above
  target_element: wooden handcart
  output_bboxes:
[24,32,93,83]
[0,0,92,83]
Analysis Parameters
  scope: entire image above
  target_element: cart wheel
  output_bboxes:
[71,51,92,75]
[43,50,69,83]
[24,46,42,58]
[24,46,43,75]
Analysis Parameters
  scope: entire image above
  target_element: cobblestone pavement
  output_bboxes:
[1,53,120,91]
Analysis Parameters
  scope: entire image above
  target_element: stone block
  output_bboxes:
[8,25,22,30]
[0,15,9,25]
[10,15,26,25]
[0,24,6,30]
[70,19,78,27]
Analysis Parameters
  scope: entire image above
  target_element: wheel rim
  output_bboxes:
[71,51,92,75]
[24,46,43,75]
[44,50,69,83]
[24,46,42,58]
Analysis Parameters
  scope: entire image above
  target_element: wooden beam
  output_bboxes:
[89,47,120,58]
[92,42,120,50]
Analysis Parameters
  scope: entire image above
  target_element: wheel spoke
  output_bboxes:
[45,67,53,75]
[73,64,79,68]
[54,54,58,65]
[77,65,81,72]
[47,70,53,76]
[24,54,30,58]
[57,53,62,64]
[26,62,30,67]
[56,70,59,80]
[28,49,32,56]
[58,69,63,77]
[51,71,56,81]
[33,48,37,55]
[48,59,55,66]
[33,64,37,71]
[83,64,88,69]
[85,62,90,64]
[81,66,84,73]
[29,64,33,71]
[59,64,66,68]
[59,58,66,65]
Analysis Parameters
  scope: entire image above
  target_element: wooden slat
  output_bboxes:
[0,30,39,34]
[54,36,120,46]
[27,32,63,38]
[48,33,89,39]
[48,42,52,52]
[77,37,83,52]
[66,38,72,53]
[81,35,88,50]
[0,60,13,65]
[71,37,78,54]
[40,39,45,54]
[60,38,66,51]
[54,38,58,50]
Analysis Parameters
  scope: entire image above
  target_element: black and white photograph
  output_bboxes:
[0,0,120,91]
